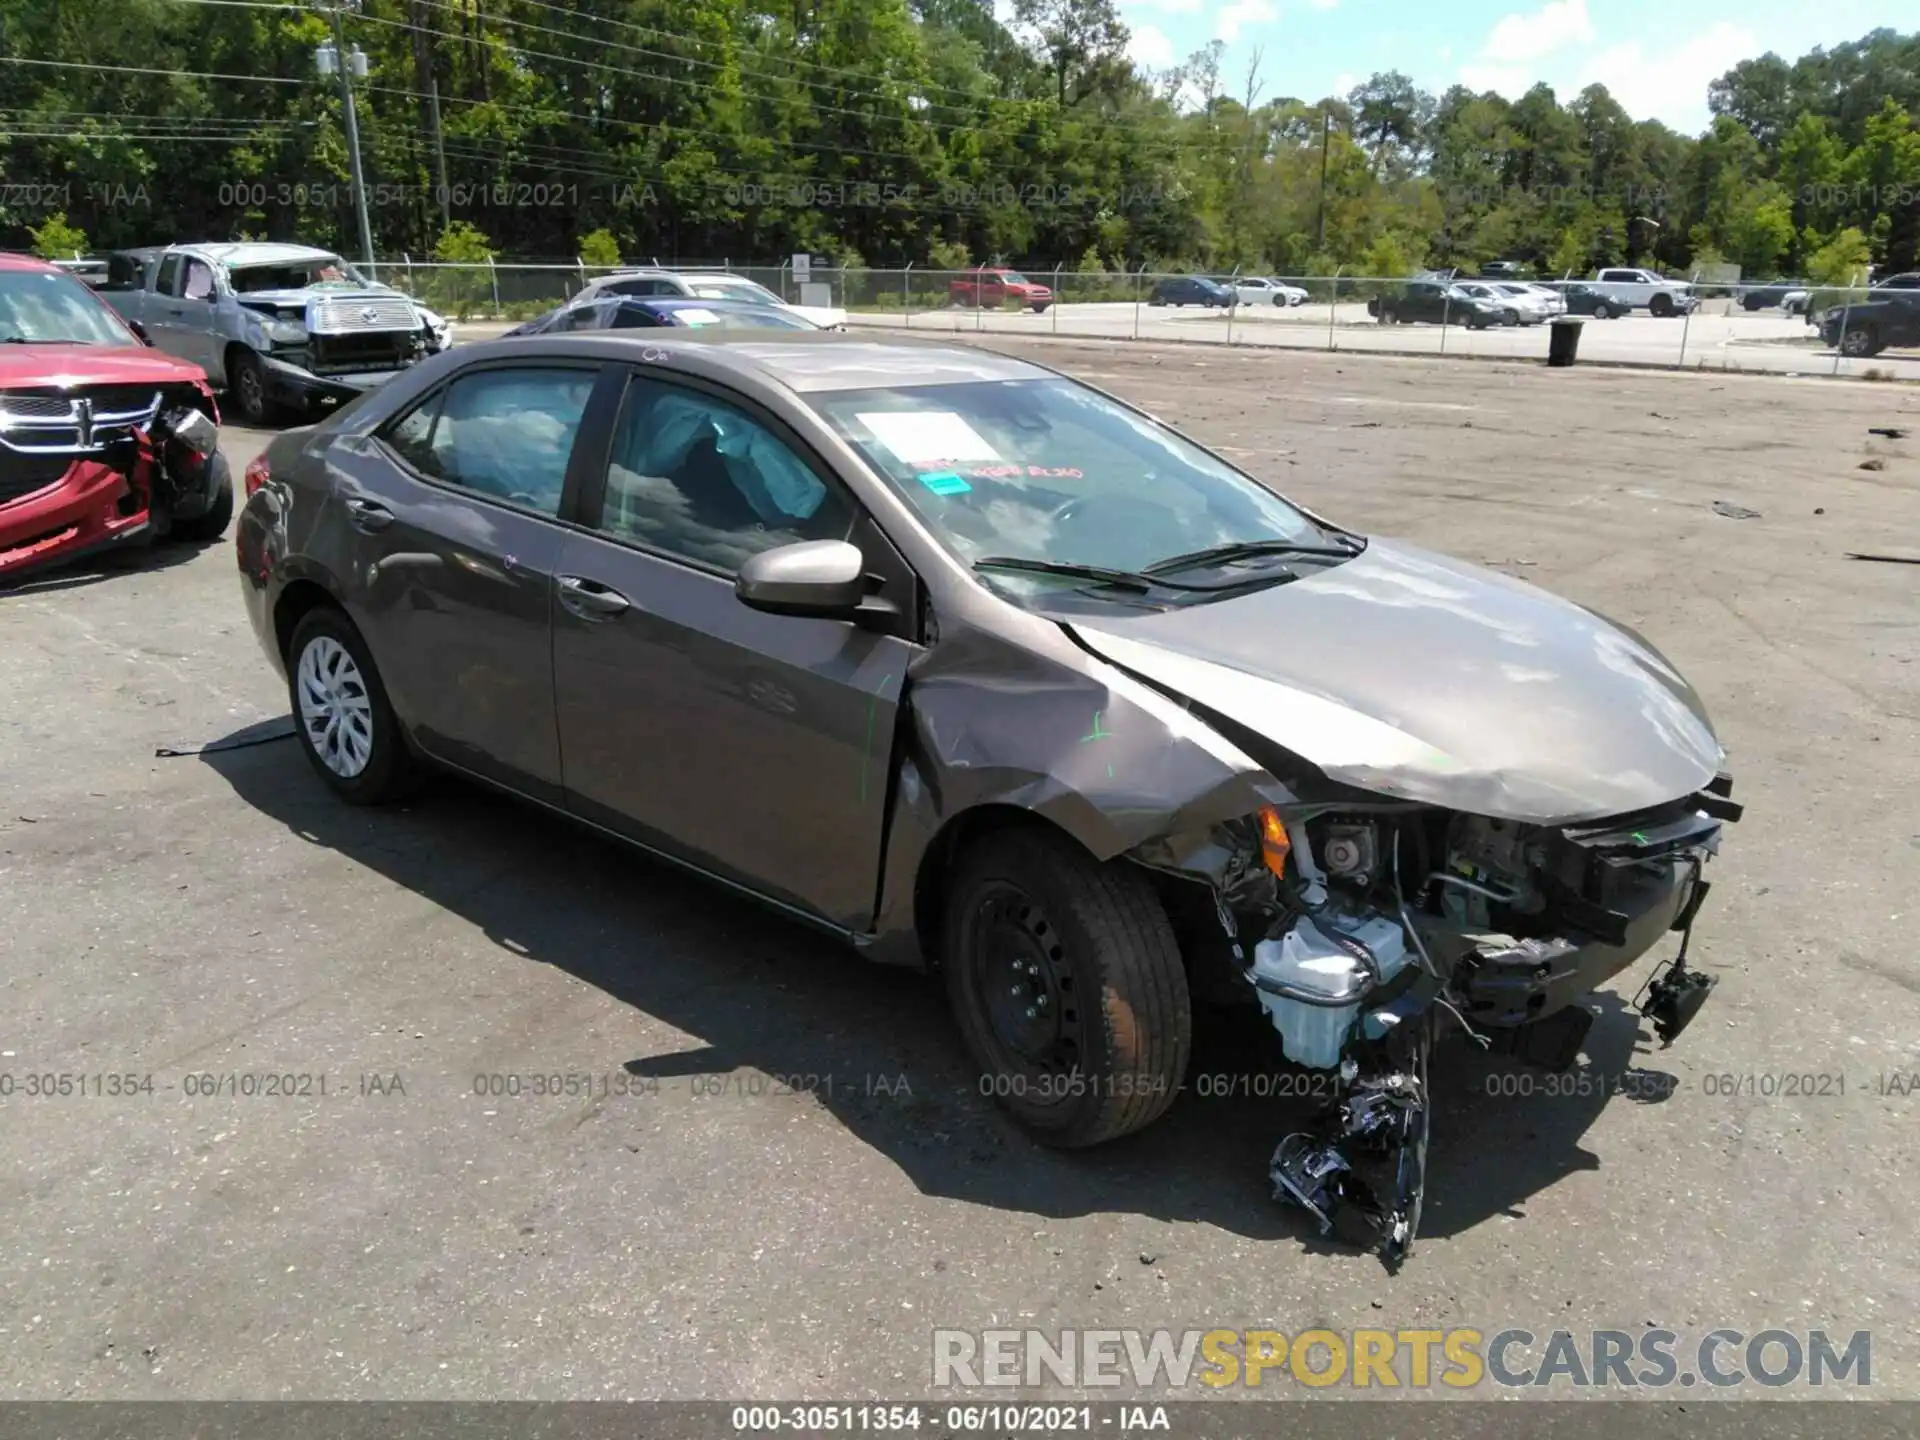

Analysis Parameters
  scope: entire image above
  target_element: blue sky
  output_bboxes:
[1065,0,1908,134]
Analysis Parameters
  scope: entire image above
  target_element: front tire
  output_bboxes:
[287,606,419,804]
[1840,324,1882,357]
[945,828,1191,1148]
[1650,293,1675,318]
[170,452,234,543]
[226,348,277,427]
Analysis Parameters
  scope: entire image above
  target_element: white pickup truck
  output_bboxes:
[1584,267,1698,317]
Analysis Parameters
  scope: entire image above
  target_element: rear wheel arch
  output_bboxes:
[273,577,344,665]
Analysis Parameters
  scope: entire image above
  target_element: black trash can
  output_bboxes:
[1547,316,1585,367]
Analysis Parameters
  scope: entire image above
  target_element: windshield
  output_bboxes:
[809,377,1337,601]
[690,278,783,305]
[1000,272,1030,285]
[0,267,138,345]
[229,256,368,292]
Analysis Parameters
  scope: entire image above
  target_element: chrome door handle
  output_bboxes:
[557,575,631,618]
[343,497,394,533]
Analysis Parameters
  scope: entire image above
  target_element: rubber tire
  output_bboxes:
[287,605,420,805]
[944,828,1191,1149]
[1840,324,1882,358]
[1650,293,1675,318]
[171,452,234,543]
[1030,302,1049,314]
[226,348,277,427]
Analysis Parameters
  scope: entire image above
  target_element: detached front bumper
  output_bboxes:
[260,353,410,409]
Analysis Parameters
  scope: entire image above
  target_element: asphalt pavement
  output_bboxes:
[1,339,1916,1402]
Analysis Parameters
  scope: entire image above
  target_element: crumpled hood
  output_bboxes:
[1068,538,1724,824]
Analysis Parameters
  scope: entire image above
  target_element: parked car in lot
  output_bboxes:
[1232,276,1309,307]
[1560,284,1628,319]
[1585,267,1697,316]
[504,296,823,336]
[1740,281,1812,313]
[576,269,848,329]
[1368,281,1505,328]
[236,331,1737,1264]
[1817,290,1920,357]
[1148,275,1235,308]
[1,253,232,583]
[948,268,1053,313]
[1500,282,1566,317]
[1452,281,1537,325]
[98,242,450,426]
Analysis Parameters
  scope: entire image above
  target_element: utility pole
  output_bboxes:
[428,77,451,233]
[316,1,376,270]
[1315,108,1331,249]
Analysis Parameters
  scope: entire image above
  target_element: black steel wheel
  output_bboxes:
[944,828,1190,1147]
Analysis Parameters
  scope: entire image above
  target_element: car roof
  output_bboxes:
[0,252,62,273]
[487,333,1050,393]
[179,242,341,265]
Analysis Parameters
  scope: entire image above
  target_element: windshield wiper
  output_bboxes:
[972,556,1156,592]
[1143,536,1363,575]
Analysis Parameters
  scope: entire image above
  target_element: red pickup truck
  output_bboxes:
[949,268,1052,313]
[0,253,232,584]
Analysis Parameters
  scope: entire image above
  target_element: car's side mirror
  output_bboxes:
[126,319,152,345]
[735,539,867,620]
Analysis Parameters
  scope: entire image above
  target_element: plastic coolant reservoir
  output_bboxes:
[1249,914,1412,1069]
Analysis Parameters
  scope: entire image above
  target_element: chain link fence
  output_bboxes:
[366,260,1915,382]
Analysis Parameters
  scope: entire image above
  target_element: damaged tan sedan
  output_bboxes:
[237,334,1739,1265]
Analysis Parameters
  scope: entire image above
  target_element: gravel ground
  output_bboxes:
[2,340,1916,1403]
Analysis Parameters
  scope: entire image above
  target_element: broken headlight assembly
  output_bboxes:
[1212,782,1738,1267]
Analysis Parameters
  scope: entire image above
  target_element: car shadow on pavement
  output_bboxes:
[202,729,1671,1256]
[0,533,215,596]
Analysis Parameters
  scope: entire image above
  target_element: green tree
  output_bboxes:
[577,228,621,268]
[1805,226,1872,286]
[27,212,88,259]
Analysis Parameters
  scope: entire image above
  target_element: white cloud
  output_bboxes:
[1123,0,1203,12]
[1437,43,1452,61]
[1215,0,1276,41]
[1580,23,1758,131]
[1333,71,1355,96]
[1127,22,1177,68]
[1457,62,1534,95]
[1483,0,1594,64]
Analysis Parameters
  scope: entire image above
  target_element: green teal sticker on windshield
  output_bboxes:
[917,471,972,496]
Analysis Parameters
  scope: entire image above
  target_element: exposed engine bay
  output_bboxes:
[1139,778,1740,1267]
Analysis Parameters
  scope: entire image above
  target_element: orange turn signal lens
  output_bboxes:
[1257,805,1291,878]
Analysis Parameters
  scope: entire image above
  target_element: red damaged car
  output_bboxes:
[0,252,232,584]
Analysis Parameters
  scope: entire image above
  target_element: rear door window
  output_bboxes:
[379,366,596,517]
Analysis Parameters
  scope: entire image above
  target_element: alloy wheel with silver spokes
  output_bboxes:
[296,634,375,778]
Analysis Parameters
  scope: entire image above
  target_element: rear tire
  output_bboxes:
[944,828,1191,1148]
[287,606,420,804]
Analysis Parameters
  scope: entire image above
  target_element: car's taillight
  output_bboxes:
[244,454,272,497]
